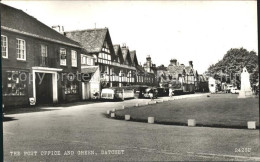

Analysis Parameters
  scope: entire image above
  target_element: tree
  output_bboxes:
[206,47,258,86]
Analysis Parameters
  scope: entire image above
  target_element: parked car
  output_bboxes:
[101,87,134,101]
[225,84,233,93]
[231,87,239,94]
[142,87,158,99]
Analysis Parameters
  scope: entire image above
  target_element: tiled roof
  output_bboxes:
[113,45,120,56]
[157,66,167,71]
[167,65,184,75]
[130,50,138,65]
[184,66,193,74]
[136,65,145,73]
[0,3,80,47]
[113,44,124,63]
[121,47,133,65]
[65,28,108,53]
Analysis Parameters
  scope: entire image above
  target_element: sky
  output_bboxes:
[2,1,257,74]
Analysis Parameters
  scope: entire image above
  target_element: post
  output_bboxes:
[148,117,154,124]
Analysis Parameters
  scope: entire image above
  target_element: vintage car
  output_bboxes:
[142,87,158,99]
[101,87,134,101]
[230,87,239,94]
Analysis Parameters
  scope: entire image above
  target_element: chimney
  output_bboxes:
[52,25,60,32]
[189,61,193,68]
[146,55,151,61]
[170,59,177,66]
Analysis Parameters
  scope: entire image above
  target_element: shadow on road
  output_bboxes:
[3,116,18,122]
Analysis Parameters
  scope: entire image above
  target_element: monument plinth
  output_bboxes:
[238,67,253,98]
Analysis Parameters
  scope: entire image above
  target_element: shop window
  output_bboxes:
[63,74,78,94]
[2,71,27,96]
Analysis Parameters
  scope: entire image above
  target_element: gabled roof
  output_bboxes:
[184,66,194,75]
[0,3,80,47]
[121,47,133,65]
[65,28,114,54]
[113,44,124,64]
[136,65,145,73]
[130,50,138,65]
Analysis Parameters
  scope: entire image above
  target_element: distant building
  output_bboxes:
[156,59,198,95]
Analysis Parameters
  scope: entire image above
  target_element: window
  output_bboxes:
[98,52,111,64]
[71,50,77,67]
[87,57,94,65]
[93,55,97,62]
[1,35,8,58]
[60,48,66,66]
[2,71,27,96]
[40,45,48,66]
[16,39,26,60]
[41,45,47,57]
[81,54,86,64]
[62,74,78,94]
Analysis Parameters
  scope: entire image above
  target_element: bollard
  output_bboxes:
[125,115,130,121]
[110,112,115,118]
[188,119,196,127]
[247,121,256,129]
[122,105,125,109]
[148,117,155,124]
[148,101,156,105]
[112,108,116,112]
[135,103,139,107]
[106,110,110,115]
[156,100,163,103]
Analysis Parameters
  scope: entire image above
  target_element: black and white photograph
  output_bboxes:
[1,0,259,161]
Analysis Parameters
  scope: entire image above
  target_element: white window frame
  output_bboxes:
[71,50,77,67]
[16,38,26,60]
[1,35,8,58]
[81,54,86,64]
[60,48,67,66]
[41,45,48,57]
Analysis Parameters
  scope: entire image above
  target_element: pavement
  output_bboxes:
[3,93,260,161]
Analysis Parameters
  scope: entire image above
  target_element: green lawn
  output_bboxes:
[115,94,259,129]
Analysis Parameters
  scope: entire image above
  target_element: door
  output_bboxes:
[85,82,90,99]
[36,73,53,104]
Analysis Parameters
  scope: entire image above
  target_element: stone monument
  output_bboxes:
[238,67,253,98]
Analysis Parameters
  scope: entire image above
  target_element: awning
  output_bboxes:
[81,66,98,82]
[81,66,98,74]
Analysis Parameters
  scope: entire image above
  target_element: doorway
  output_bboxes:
[35,73,53,104]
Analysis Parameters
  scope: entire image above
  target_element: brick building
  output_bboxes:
[1,4,83,107]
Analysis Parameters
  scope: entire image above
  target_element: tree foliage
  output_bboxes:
[206,47,258,85]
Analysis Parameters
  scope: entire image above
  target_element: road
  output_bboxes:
[3,94,260,161]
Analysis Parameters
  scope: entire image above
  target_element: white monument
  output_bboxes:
[238,67,253,98]
[208,77,217,93]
